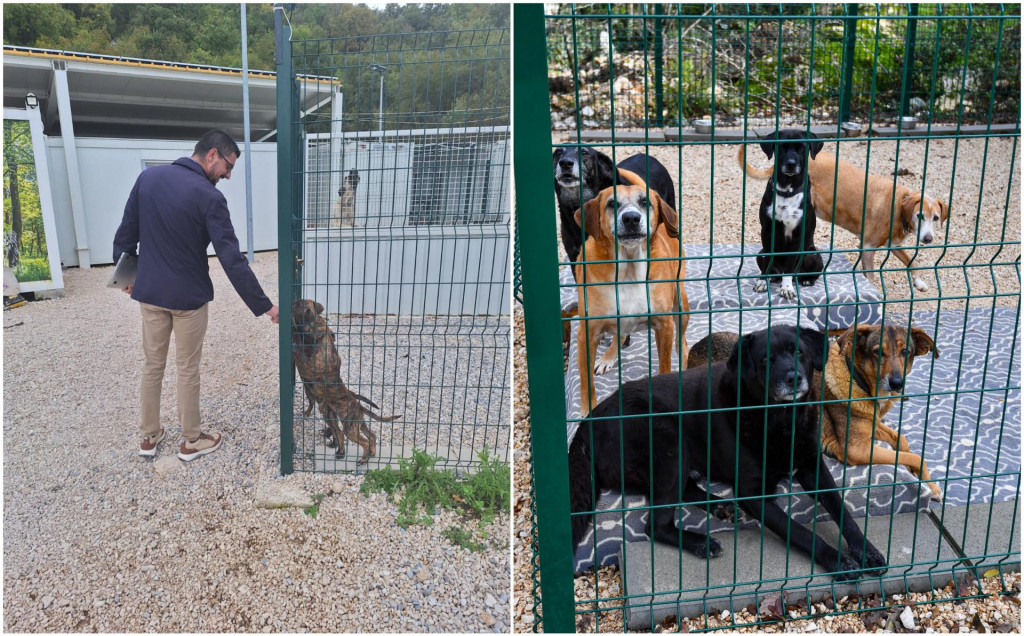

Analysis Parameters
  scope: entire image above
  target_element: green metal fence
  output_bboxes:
[516,3,1020,632]
[544,4,1021,130]
[277,20,511,474]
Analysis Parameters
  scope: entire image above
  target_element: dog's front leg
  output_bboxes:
[796,458,888,576]
[736,482,862,581]
[577,320,605,417]
[891,248,929,291]
[653,315,675,375]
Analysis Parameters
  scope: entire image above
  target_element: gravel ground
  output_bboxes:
[3,252,510,633]
[514,132,1021,631]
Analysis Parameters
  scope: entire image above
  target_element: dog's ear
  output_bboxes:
[653,192,680,239]
[937,199,949,228]
[759,131,777,160]
[575,196,604,241]
[837,324,875,356]
[314,301,325,315]
[800,328,830,371]
[807,132,824,160]
[594,149,615,185]
[726,332,754,376]
[910,327,939,359]
[552,147,564,168]
[899,191,923,225]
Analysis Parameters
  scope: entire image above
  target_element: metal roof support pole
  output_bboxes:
[52,60,90,268]
[331,86,343,207]
[241,2,254,263]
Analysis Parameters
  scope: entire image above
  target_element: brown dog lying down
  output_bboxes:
[688,323,943,501]
[738,146,949,292]
[291,299,399,463]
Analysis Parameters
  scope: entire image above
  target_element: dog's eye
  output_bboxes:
[901,348,909,356]
[638,197,649,208]
[761,355,770,365]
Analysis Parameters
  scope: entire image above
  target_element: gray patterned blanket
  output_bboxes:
[562,247,1020,572]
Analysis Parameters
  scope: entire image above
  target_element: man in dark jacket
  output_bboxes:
[113,129,279,462]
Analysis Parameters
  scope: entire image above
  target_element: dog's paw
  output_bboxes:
[930,486,944,502]
[778,287,798,301]
[847,543,888,577]
[913,277,930,292]
[830,554,865,581]
[752,280,768,293]
[334,447,346,459]
[692,537,723,559]
[594,360,615,376]
[798,277,816,287]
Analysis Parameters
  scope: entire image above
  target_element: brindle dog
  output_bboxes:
[291,299,399,463]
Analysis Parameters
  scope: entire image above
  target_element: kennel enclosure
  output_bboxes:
[516,3,1020,632]
[277,21,511,474]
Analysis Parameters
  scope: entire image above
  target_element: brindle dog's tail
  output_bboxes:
[353,392,381,410]
[569,424,595,557]
[736,144,774,180]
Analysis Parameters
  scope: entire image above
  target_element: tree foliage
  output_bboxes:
[3,3,509,71]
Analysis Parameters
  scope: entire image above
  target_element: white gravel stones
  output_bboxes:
[3,254,510,632]
[253,479,312,509]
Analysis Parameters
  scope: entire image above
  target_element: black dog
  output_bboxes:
[753,130,824,300]
[552,146,676,268]
[569,325,888,581]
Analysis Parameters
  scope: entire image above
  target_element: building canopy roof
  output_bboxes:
[3,46,335,141]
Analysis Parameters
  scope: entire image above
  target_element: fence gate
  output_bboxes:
[516,3,1020,632]
[277,22,511,474]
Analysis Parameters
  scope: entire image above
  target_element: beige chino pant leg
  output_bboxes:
[139,302,209,442]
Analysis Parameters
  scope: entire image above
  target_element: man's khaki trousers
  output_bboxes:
[139,302,209,442]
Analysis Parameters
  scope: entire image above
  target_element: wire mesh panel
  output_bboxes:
[516,3,1020,632]
[281,27,511,474]
[545,4,1021,130]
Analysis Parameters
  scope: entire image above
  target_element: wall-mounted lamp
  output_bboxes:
[25,93,38,109]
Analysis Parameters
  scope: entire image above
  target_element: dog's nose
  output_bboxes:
[888,374,904,391]
[559,159,574,170]
[784,370,802,385]
[621,211,642,228]
[920,234,933,244]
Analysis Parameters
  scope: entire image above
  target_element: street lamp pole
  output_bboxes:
[368,64,388,134]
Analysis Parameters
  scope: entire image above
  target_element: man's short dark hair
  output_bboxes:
[194,129,241,159]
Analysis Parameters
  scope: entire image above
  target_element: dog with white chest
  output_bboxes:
[573,169,688,416]
[751,129,824,301]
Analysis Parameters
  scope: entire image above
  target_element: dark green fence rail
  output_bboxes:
[278,22,511,474]
[517,3,1020,632]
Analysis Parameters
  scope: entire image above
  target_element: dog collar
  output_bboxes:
[845,348,875,395]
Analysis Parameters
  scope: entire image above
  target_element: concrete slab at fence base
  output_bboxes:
[621,511,962,629]
[300,442,485,476]
[932,501,1022,574]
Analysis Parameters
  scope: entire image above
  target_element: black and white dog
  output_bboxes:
[552,146,676,268]
[752,130,824,300]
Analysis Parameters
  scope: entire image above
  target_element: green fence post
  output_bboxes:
[514,4,575,632]
[900,3,919,117]
[840,3,859,123]
[275,9,295,476]
[654,4,665,127]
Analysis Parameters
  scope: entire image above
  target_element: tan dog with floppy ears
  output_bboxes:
[573,169,689,417]
[816,323,943,500]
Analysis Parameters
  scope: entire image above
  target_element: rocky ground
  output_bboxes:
[3,254,510,633]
